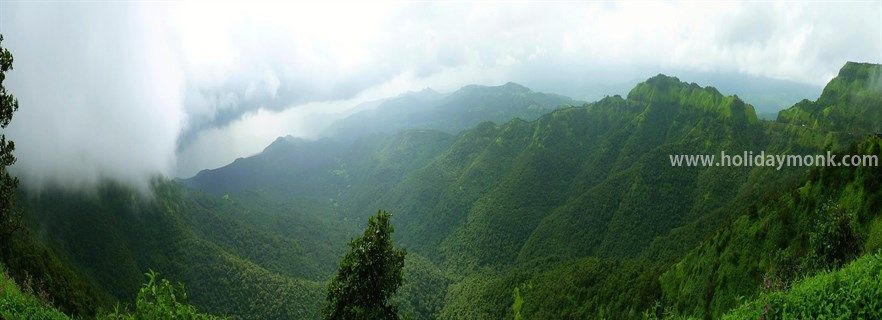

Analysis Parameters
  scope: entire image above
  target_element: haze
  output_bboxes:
[0,1,879,189]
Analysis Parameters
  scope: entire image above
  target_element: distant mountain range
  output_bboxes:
[322,82,579,139]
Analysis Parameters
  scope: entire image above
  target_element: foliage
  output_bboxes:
[722,252,882,319]
[658,137,882,318]
[323,211,406,320]
[19,180,326,319]
[435,271,524,320]
[99,270,223,320]
[511,258,663,319]
[0,262,71,320]
[0,33,21,244]
[393,254,451,320]
[1,230,111,316]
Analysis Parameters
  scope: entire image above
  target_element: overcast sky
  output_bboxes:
[1,1,880,190]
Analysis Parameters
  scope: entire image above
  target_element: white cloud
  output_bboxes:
[1,1,879,187]
[1,4,184,191]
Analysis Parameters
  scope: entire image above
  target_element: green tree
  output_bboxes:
[0,34,21,245]
[322,211,406,320]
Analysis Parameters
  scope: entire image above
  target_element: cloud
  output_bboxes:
[1,4,184,191]
[0,1,879,187]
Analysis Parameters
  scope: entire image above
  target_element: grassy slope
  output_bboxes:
[723,252,882,319]
[1,263,70,320]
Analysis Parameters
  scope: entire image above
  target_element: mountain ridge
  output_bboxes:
[323,81,579,139]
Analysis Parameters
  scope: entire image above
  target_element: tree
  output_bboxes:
[322,210,406,320]
[0,34,21,244]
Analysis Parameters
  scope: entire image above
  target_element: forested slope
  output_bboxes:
[10,62,880,320]
[17,180,330,319]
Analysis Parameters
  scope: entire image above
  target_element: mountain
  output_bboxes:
[175,73,820,318]
[171,64,882,319]
[178,64,879,319]
[366,74,805,272]
[778,62,882,133]
[509,63,882,319]
[323,82,579,139]
[7,62,881,320]
[522,69,822,117]
[667,70,823,116]
[183,130,457,222]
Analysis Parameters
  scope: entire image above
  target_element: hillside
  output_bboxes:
[659,136,882,318]
[1,262,74,320]
[17,181,331,319]
[722,252,882,319]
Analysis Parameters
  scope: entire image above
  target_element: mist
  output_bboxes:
[1,4,184,191]
[0,2,879,189]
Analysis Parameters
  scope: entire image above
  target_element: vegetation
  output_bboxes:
[100,271,223,320]
[778,62,882,133]
[18,180,327,319]
[0,34,21,246]
[179,62,881,319]
[658,136,882,318]
[0,264,224,320]
[1,262,71,320]
[323,211,406,320]
[722,252,882,319]
[6,61,881,319]
[1,231,111,316]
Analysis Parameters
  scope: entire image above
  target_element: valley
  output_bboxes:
[4,62,881,319]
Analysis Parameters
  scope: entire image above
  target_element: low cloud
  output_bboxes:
[2,4,183,191]
[0,2,879,188]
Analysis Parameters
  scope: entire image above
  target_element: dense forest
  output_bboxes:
[2,44,881,319]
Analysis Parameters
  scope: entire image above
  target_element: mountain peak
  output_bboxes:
[816,61,881,107]
[418,87,438,94]
[501,81,529,91]
[406,87,439,96]
[839,61,882,79]
[644,74,682,85]
[262,135,306,153]
[627,74,723,103]
[626,74,756,123]
[778,61,882,132]
[457,82,533,94]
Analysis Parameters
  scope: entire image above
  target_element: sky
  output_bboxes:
[0,1,880,190]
